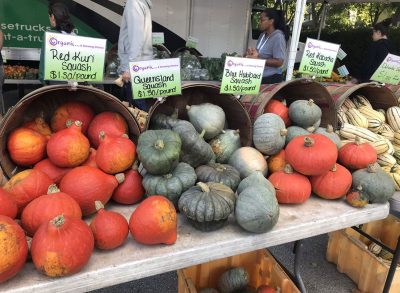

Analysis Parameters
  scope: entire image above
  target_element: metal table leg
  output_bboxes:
[293,240,307,293]
[383,236,400,293]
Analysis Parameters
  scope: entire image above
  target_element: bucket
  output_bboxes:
[240,78,337,128]
[386,84,400,104]
[0,84,141,179]
[324,82,397,111]
[146,81,253,146]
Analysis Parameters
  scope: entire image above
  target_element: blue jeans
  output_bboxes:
[123,82,149,112]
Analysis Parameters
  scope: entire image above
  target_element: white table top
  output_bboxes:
[0,196,390,293]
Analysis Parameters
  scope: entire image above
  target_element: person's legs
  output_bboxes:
[261,74,283,84]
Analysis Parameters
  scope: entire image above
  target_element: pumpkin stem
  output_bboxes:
[215,164,226,172]
[197,182,210,193]
[235,129,240,135]
[306,126,316,133]
[199,129,206,139]
[280,128,288,136]
[154,139,165,150]
[355,136,362,145]
[308,99,315,106]
[132,160,139,170]
[367,164,378,173]
[66,119,74,127]
[282,99,287,106]
[327,124,334,133]
[186,105,191,111]
[356,185,363,191]
[73,120,82,128]
[284,164,293,174]
[122,134,129,139]
[51,215,65,228]
[163,173,173,179]
[331,164,337,172]
[304,136,315,147]
[99,131,106,141]
[47,184,60,194]
[95,201,105,211]
[115,173,125,184]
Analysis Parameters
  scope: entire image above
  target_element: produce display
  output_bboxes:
[4,65,38,80]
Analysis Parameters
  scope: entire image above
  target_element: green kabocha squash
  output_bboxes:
[217,267,249,293]
[228,147,268,179]
[315,124,341,149]
[235,186,279,233]
[187,103,225,140]
[172,120,215,167]
[195,163,241,191]
[142,162,197,207]
[236,171,275,195]
[288,99,322,129]
[209,129,241,163]
[150,110,179,129]
[352,164,395,203]
[253,113,287,155]
[137,129,181,175]
[178,182,236,232]
[285,126,310,145]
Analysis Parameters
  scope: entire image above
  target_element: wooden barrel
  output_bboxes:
[0,84,141,179]
[146,81,252,146]
[240,78,337,128]
[324,82,397,111]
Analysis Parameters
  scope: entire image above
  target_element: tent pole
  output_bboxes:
[317,3,328,40]
[285,0,308,81]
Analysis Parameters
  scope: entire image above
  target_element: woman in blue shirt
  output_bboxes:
[246,8,287,84]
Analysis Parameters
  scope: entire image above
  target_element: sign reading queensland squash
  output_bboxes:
[129,58,182,99]
[371,54,400,85]
[220,56,265,95]
[299,38,340,78]
[44,32,106,82]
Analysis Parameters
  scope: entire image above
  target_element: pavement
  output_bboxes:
[90,233,356,293]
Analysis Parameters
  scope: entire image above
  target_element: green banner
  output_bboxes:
[299,38,340,78]
[371,54,400,85]
[220,57,264,95]
[129,58,182,99]
[0,0,105,49]
[44,32,106,82]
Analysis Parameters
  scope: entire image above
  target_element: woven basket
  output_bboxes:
[0,84,141,179]
[146,81,252,147]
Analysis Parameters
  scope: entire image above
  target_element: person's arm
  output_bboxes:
[0,29,4,51]
[248,33,285,68]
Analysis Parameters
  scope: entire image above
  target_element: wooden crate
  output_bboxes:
[177,249,300,293]
[326,215,400,293]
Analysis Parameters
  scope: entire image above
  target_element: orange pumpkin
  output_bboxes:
[310,163,352,200]
[22,117,52,140]
[4,169,53,213]
[265,99,291,126]
[112,163,144,205]
[7,127,47,166]
[34,158,72,184]
[338,137,377,170]
[51,101,95,134]
[47,120,90,167]
[268,164,311,204]
[0,215,28,283]
[96,133,136,174]
[267,149,286,173]
[0,188,18,219]
[129,195,177,245]
[21,184,82,237]
[59,166,125,216]
[88,112,128,148]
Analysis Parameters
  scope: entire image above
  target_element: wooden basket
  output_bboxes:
[178,249,300,293]
[0,84,141,179]
[324,82,398,112]
[146,81,253,147]
[240,78,337,128]
[326,215,400,293]
[387,84,400,104]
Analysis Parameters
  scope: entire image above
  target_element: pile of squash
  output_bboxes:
[260,98,395,207]
[337,95,400,190]
[0,100,179,282]
[146,103,280,234]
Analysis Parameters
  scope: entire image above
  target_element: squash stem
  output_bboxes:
[115,173,125,184]
[367,164,378,173]
[304,136,314,147]
[355,136,362,145]
[280,128,288,136]
[327,124,334,133]
[99,130,106,141]
[197,182,210,193]
[95,201,105,211]
[331,164,337,172]
[308,99,315,106]
[47,184,60,194]
[284,164,293,174]
[199,129,206,139]
[51,215,65,228]
[154,139,165,150]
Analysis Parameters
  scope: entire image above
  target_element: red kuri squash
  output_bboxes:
[59,166,125,216]
[88,112,128,148]
[47,120,90,167]
[96,132,136,174]
[112,163,144,205]
[0,215,28,283]
[310,163,352,200]
[265,99,291,126]
[31,215,94,277]
[34,158,72,184]
[21,184,82,237]
[338,137,377,170]
[268,164,311,204]
[51,101,95,134]
[267,149,286,174]
[0,188,18,219]
[129,195,177,245]
[90,201,129,250]
[22,116,52,140]
[7,127,47,166]
[285,134,338,176]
